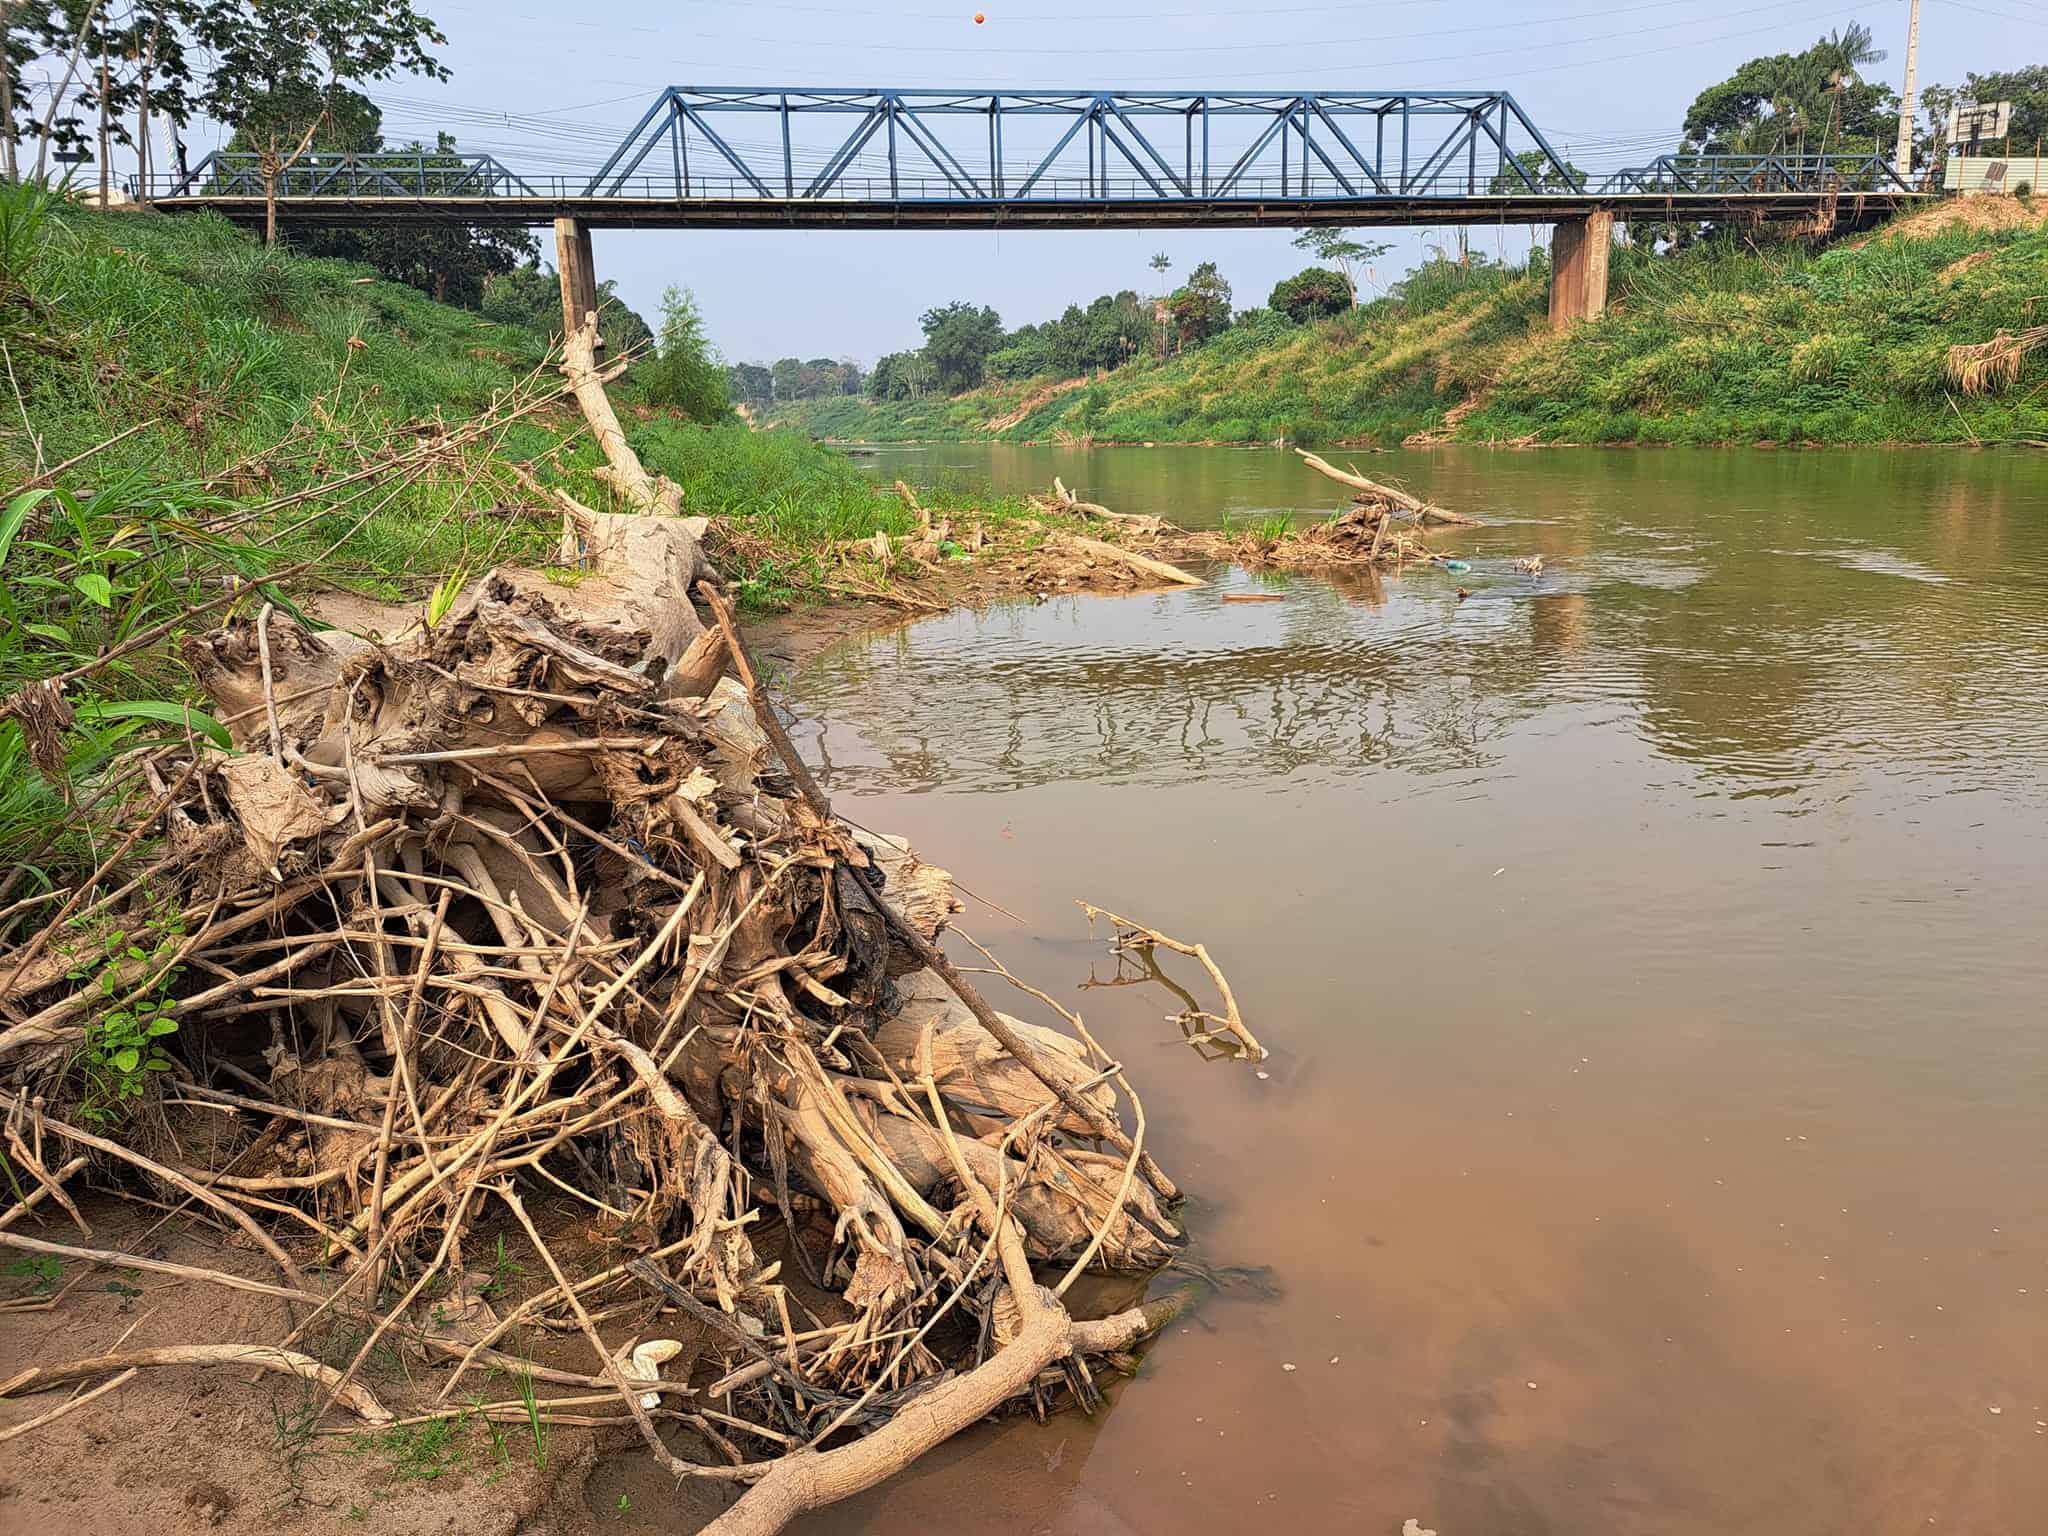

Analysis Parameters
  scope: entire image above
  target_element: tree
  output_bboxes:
[478,264,652,351]
[635,285,728,424]
[233,103,535,306]
[1166,260,1231,349]
[1289,227,1390,306]
[1680,24,1896,159]
[191,0,449,243]
[1268,266,1350,324]
[4,2,445,202]
[1486,148,1584,195]
[918,300,1003,393]
[1083,290,1152,370]
[5,3,200,187]
[869,351,908,400]
[726,362,773,401]
[1148,251,1171,282]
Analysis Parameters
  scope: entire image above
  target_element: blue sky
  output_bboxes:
[223,2,2044,362]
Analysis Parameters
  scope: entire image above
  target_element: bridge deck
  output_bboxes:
[161,191,1926,230]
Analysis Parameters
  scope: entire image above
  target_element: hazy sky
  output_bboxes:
[225,2,2041,362]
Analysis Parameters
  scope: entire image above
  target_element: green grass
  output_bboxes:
[771,208,2048,448]
[1222,510,1298,542]
[0,181,1013,893]
[623,416,1043,607]
[0,182,575,885]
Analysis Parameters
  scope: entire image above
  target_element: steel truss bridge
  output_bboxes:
[144,88,1924,229]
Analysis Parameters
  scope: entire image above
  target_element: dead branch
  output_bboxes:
[0,323,1217,1533]
[1294,447,1478,525]
[0,1367,138,1444]
[1077,902,1265,1061]
[1,1344,392,1425]
[1062,535,1204,588]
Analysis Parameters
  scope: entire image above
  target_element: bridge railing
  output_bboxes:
[143,170,1601,203]
[137,136,1923,209]
[1594,153,1911,196]
[161,151,538,200]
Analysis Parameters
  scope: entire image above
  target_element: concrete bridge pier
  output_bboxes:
[554,217,601,347]
[1548,208,1613,330]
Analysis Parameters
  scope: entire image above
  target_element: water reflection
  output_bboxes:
[794,444,2048,1536]
[796,450,2048,802]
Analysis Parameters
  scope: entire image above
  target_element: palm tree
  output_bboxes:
[1811,24,1887,153]
[1816,23,1887,80]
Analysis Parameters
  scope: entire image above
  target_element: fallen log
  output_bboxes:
[1063,534,1204,588]
[561,313,683,516]
[1294,447,1478,524]
[1049,476,1162,528]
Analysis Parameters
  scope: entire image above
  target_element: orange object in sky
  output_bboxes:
[974,12,986,22]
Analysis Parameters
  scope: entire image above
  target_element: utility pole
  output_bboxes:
[96,40,110,205]
[1896,0,1922,180]
[135,22,157,205]
[1,0,17,182]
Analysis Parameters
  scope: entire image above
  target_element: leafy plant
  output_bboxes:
[1224,511,1296,543]
[634,286,730,423]
[66,901,187,1123]
[5,1255,64,1294]
[479,1232,525,1297]
[425,566,469,628]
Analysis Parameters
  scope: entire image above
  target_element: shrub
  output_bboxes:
[634,286,731,424]
[1269,266,1350,324]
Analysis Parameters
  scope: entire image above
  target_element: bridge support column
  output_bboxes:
[1548,209,1613,330]
[554,217,600,346]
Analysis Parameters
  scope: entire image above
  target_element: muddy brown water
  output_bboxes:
[761,445,2048,1534]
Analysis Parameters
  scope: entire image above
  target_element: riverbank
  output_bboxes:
[769,197,2048,449]
[0,186,1213,1536]
[0,186,1209,882]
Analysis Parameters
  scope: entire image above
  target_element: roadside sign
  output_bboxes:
[1946,101,2013,142]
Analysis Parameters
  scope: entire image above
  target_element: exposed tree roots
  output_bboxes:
[0,346,1227,1534]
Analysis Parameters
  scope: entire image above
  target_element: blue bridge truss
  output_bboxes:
[147,87,1925,229]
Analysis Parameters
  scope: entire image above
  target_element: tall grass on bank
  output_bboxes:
[626,418,1039,607]
[0,183,1038,887]
[0,184,574,886]
[773,213,2048,447]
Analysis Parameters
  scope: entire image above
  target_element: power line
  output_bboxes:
[433,0,1771,58]
[1928,0,2048,27]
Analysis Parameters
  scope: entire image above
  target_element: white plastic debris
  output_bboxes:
[610,1337,685,1409]
[1403,1521,1439,1536]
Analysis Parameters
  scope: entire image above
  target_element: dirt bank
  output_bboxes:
[0,1198,609,1536]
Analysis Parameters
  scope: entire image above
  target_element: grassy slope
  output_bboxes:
[0,190,1010,878]
[776,203,2048,448]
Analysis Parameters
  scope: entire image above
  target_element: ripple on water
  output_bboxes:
[791,498,2048,808]
[793,446,2048,1536]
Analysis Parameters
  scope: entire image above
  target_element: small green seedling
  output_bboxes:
[6,1255,63,1294]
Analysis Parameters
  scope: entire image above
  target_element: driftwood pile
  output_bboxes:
[0,321,1209,1532]
[1036,450,1477,579]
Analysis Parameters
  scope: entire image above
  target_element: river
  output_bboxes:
[787,445,2048,1534]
